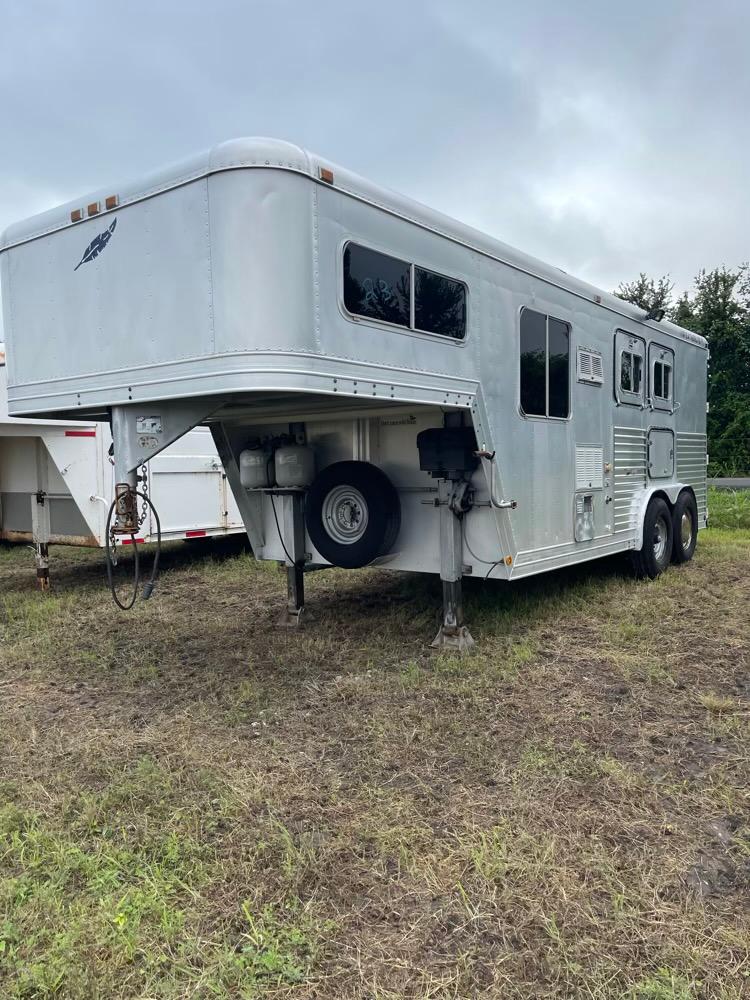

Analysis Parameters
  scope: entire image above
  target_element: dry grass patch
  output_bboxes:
[0,520,749,998]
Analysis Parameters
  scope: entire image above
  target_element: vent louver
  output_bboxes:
[577,348,604,385]
[576,446,604,490]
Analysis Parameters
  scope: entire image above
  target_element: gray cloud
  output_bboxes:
[1,0,748,338]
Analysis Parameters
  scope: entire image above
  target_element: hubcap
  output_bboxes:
[322,485,369,544]
[680,512,693,550]
[652,514,669,563]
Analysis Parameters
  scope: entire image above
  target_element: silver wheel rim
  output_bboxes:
[680,512,693,550]
[653,514,669,563]
[322,485,369,545]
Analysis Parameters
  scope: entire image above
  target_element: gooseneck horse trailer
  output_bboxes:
[0,138,707,646]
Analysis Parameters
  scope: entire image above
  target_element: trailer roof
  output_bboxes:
[1,136,707,349]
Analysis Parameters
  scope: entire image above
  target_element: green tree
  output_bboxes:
[694,266,750,474]
[615,273,674,313]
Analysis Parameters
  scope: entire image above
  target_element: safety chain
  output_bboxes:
[139,463,149,529]
[108,521,119,566]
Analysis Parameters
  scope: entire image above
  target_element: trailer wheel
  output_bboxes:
[671,490,698,564]
[305,461,400,569]
[632,496,673,579]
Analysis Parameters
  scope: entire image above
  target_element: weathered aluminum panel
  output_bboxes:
[613,427,648,534]
[676,432,708,525]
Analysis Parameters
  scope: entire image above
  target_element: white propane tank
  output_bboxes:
[239,448,271,489]
[275,444,315,488]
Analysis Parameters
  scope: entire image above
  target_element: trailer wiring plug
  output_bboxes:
[104,489,162,610]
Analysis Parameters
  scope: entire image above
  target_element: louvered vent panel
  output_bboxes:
[676,432,708,522]
[613,427,648,533]
[577,348,604,385]
[576,446,604,489]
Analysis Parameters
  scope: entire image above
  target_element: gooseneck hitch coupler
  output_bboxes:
[105,480,162,610]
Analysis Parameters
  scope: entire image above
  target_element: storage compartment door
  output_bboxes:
[648,428,674,480]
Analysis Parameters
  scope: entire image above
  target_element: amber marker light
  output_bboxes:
[87,202,100,216]
[319,166,334,184]
[70,208,83,223]
[105,195,119,210]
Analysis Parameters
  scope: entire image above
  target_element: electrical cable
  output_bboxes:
[105,489,162,610]
[269,492,297,566]
[262,444,299,568]
[461,501,505,581]
[484,560,503,581]
[461,517,500,566]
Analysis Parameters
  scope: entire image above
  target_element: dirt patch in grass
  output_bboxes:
[1,526,749,999]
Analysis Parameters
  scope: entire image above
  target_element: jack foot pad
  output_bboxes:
[431,624,475,653]
[278,606,304,629]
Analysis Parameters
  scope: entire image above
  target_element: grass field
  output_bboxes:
[1,490,749,998]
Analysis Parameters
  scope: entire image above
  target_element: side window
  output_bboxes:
[414,267,466,340]
[620,351,643,394]
[650,344,674,411]
[548,317,570,417]
[615,331,646,406]
[520,308,571,419]
[343,244,410,328]
[343,243,467,340]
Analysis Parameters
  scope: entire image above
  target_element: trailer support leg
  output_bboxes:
[278,493,306,628]
[31,491,51,592]
[432,480,474,652]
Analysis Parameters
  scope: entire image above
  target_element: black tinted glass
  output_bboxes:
[621,352,633,391]
[520,309,547,416]
[548,317,570,417]
[344,244,410,327]
[633,355,643,394]
[654,363,663,398]
[414,267,466,339]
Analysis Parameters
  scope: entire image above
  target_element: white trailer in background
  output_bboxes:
[0,353,243,586]
[0,138,708,645]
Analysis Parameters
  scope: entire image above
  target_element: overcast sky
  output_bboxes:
[1,0,748,338]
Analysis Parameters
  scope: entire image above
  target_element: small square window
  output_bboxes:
[621,351,643,395]
[653,361,672,401]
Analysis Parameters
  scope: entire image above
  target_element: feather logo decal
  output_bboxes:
[74,218,117,271]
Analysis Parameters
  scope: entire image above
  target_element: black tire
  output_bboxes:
[305,461,401,569]
[671,490,698,564]
[632,496,673,579]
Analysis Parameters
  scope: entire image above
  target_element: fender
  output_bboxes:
[633,483,695,548]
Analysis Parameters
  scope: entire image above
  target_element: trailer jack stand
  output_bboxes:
[432,579,474,652]
[31,484,51,592]
[277,493,306,628]
[279,562,305,628]
[34,542,50,592]
[431,480,475,653]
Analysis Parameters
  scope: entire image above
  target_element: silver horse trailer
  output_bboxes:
[0,348,243,587]
[0,138,707,645]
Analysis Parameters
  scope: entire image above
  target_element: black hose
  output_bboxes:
[269,492,297,566]
[105,489,162,610]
